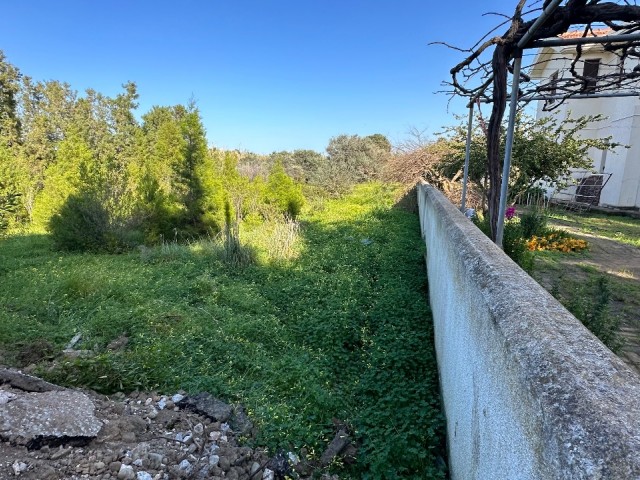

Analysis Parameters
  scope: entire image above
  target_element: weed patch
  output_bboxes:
[0,183,445,478]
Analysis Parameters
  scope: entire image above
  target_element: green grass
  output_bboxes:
[548,209,640,247]
[0,183,445,479]
[533,250,640,351]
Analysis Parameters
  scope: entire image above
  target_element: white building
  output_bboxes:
[530,29,640,209]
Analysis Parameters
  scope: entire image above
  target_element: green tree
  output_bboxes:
[19,78,77,217]
[264,160,305,219]
[366,133,392,153]
[136,103,217,239]
[0,51,21,146]
[31,129,96,229]
[322,134,390,193]
[438,112,616,205]
[178,103,210,229]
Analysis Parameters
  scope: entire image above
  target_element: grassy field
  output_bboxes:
[0,183,446,478]
[548,209,640,247]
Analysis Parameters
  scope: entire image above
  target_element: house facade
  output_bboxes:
[530,29,640,209]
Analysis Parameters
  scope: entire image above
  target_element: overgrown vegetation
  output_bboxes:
[564,275,622,352]
[0,52,393,250]
[472,210,536,273]
[0,184,446,478]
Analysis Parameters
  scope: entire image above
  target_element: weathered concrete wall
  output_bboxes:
[417,182,640,479]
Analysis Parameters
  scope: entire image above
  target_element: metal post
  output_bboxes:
[461,103,474,212]
[496,51,523,248]
[517,0,563,49]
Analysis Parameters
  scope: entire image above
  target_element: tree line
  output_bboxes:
[1,49,609,251]
[0,51,391,251]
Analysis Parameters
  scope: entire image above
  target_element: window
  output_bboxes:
[548,71,559,104]
[583,59,600,93]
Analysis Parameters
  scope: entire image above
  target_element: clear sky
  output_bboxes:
[0,0,519,154]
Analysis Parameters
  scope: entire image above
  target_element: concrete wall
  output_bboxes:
[417,182,640,479]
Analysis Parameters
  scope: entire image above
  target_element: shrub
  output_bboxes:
[49,192,111,252]
[221,200,255,268]
[49,191,137,253]
[520,209,548,239]
[502,221,535,273]
[264,161,305,219]
[562,275,621,352]
[473,213,535,273]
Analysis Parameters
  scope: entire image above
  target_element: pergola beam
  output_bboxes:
[531,32,640,48]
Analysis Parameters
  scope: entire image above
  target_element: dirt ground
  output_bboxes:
[533,218,640,374]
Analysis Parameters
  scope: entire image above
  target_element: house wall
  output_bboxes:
[418,181,640,479]
[533,46,640,208]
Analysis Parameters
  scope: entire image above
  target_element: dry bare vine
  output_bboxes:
[439,0,640,240]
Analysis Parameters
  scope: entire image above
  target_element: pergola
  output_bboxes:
[456,0,640,247]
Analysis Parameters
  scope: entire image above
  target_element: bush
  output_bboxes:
[49,192,110,252]
[561,275,621,352]
[520,209,548,239]
[265,161,305,219]
[502,221,535,273]
[473,213,535,273]
[49,191,136,253]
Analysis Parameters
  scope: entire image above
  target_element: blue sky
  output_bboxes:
[0,0,519,154]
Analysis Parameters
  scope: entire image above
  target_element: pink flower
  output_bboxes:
[505,206,516,220]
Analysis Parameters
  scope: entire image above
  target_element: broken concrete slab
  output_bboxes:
[0,368,65,393]
[176,392,232,422]
[0,390,102,449]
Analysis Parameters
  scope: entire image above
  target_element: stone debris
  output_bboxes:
[319,428,356,467]
[175,392,233,422]
[106,336,129,351]
[0,380,342,479]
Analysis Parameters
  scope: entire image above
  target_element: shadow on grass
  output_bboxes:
[0,193,447,478]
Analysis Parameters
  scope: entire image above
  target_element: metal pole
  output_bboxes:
[496,51,523,248]
[461,103,474,212]
[517,0,563,49]
[531,32,640,48]
[525,91,640,101]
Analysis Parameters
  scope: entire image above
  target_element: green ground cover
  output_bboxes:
[548,210,640,247]
[0,183,446,478]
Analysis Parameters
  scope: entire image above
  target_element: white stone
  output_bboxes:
[12,461,27,476]
[0,391,17,405]
[287,452,300,465]
[117,464,135,480]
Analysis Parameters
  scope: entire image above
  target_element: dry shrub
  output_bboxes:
[385,129,483,209]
